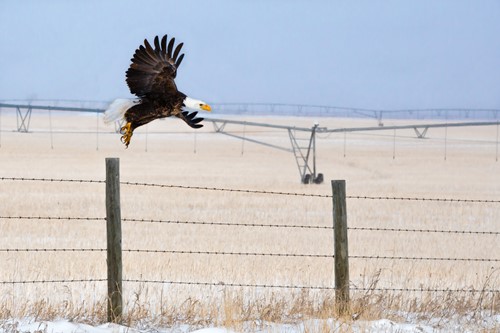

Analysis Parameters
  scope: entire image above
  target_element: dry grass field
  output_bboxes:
[0,110,499,330]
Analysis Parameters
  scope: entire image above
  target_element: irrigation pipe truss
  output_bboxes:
[1,177,499,203]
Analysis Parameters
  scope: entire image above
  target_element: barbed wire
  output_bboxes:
[0,248,331,258]
[1,277,497,293]
[1,177,498,202]
[347,195,500,203]
[120,182,500,202]
[0,215,500,235]
[0,216,497,237]
[124,251,500,262]
[122,217,333,230]
[121,181,500,202]
[122,249,332,258]
[124,279,500,293]
[120,181,331,198]
[123,279,334,290]
[2,216,496,235]
[0,177,104,184]
[124,218,499,235]
[347,226,500,235]
[350,255,500,262]
[4,248,496,262]
[0,248,105,253]
[0,216,105,221]
[0,278,106,285]
[351,286,500,293]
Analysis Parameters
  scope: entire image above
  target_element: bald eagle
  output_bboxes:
[103,34,211,147]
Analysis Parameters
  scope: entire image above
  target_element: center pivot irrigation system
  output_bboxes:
[1,102,499,184]
[204,117,499,184]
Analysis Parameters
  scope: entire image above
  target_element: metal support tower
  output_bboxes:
[288,124,323,184]
[16,106,33,132]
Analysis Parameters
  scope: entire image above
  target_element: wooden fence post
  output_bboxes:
[331,180,350,315]
[105,158,123,323]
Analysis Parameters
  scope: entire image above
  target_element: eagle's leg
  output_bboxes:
[120,122,133,148]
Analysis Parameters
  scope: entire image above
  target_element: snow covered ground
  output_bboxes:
[2,315,500,333]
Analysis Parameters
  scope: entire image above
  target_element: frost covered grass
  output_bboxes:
[0,112,499,331]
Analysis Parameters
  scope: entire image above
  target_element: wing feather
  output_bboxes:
[173,43,183,62]
[161,35,167,54]
[126,35,184,98]
[167,38,175,58]
[177,111,204,129]
[144,39,155,56]
[175,53,185,68]
[153,36,161,52]
[134,46,157,66]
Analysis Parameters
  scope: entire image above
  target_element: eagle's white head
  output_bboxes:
[183,96,211,112]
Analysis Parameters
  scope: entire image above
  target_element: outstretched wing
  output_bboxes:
[126,35,185,98]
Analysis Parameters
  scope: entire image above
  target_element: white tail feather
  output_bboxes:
[103,99,138,124]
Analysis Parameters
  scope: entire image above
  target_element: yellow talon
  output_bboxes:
[120,122,133,148]
[120,122,130,134]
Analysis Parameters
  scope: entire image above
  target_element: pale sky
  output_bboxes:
[1,0,499,110]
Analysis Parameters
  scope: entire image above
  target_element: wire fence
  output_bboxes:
[1,215,499,235]
[2,247,499,263]
[1,277,497,294]
[2,176,500,203]
[0,175,499,297]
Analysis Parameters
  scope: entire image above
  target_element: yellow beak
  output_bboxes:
[201,104,212,112]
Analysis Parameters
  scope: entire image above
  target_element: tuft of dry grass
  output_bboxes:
[2,284,497,331]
